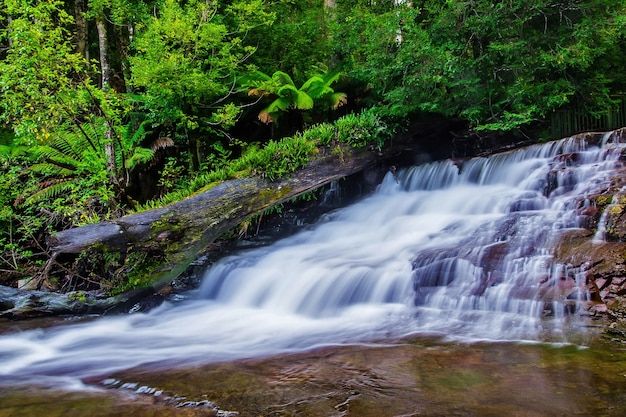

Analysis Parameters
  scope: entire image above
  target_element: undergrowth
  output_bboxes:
[137,110,390,212]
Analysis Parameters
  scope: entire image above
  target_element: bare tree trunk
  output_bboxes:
[96,15,111,89]
[104,128,118,187]
[95,13,117,187]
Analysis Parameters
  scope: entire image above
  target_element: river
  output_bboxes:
[1,134,626,416]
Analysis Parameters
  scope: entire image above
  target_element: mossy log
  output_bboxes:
[48,145,392,293]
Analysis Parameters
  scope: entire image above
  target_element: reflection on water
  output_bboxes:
[1,338,625,417]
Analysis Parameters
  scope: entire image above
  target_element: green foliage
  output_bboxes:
[289,189,319,204]
[202,142,233,171]
[334,0,626,132]
[247,136,316,181]
[0,0,89,143]
[299,122,336,145]
[137,108,390,211]
[301,66,348,111]
[22,130,115,223]
[245,66,347,125]
[69,250,161,295]
[0,159,33,273]
[103,251,161,295]
[129,0,275,138]
[68,291,88,302]
[157,156,186,194]
[244,0,331,77]
[333,110,391,151]
[0,129,16,158]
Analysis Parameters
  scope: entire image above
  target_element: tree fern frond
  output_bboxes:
[240,70,273,86]
[276,84,299,99]
[300,75,325,93]
[150,136,174,151]
[32,145,81,168]
[9,145,29,158]
[47,157,81,172]
[124,119,153,148]
[258,110,273,124]
[321,67,343,86]
[265,97,292,114]
[272,71,296,88]
[51,135,80,159]
[331,92,348,109]
[294,91,314,110]
[29,162,76,177]
[53,129,94,158]
[306,83,334,100]
[22,178,76,206]
[125,147,156,170]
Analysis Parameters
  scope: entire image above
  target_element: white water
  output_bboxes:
[1,134,624,387]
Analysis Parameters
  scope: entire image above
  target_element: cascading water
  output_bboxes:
[0,134,624,388]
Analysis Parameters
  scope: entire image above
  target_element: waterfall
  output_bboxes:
[0,134,624,387]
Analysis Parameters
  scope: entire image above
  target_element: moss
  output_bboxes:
[106,254,163,296]
[609,203,624,216]
[257,185,292,204]
[194,181,221,195]
[67,291,88,303]
[595,195,612,207]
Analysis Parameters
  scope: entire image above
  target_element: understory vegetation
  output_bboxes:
[2,0,626,293]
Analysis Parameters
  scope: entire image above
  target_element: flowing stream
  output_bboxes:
[1,134,625,391]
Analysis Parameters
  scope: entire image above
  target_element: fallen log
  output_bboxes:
[48,144,396,293]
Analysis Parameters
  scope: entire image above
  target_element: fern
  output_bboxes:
[123,119,153,149]
[23,178,75,205]
[125,147,156,170]
[28,162,76,177]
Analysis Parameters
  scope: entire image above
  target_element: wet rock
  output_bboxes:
[0,284,153,319]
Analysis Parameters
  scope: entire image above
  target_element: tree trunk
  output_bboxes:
[96,12,118,187]
[6,16,13,48]
[104,128,118,188]
[74,0,88,60]
[188,132,201,172]
[114,23,131,93]
[96,14,111,89]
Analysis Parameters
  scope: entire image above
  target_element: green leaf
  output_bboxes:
[125,147,156,170]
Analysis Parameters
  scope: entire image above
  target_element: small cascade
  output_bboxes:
[1,134,625,386]
[593,196,615,242]
[320,179,342,206]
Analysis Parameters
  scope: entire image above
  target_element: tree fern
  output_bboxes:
[122,118,153,149]
[247,67,346,125]
[17,130,107,207]
[125,147,156,170]
[23,178,76,206]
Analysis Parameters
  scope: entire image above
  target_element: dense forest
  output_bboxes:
[2,0,626,294]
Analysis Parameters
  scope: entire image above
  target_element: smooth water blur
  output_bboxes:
[1,134,624,388]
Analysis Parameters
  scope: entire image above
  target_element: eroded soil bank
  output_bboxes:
[1,333,626,417]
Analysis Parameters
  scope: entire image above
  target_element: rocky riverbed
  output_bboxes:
[1,335,626,417]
